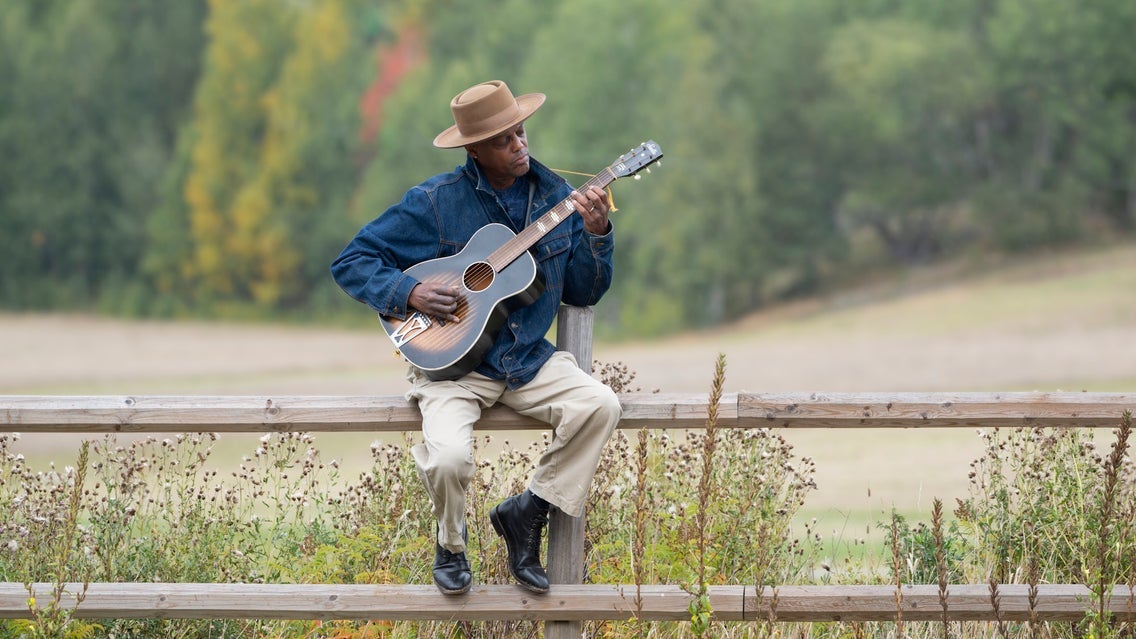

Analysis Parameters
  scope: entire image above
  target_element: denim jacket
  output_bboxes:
[331,155,615,388]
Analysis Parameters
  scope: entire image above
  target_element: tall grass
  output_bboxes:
[2,386,1134,638]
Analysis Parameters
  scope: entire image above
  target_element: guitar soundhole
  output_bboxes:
[463,261,495,292]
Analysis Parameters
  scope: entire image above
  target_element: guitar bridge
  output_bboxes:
[388,312,432,348]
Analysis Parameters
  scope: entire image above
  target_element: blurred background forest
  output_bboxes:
[2,0,1134,338]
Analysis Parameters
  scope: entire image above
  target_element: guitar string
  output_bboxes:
[489,168,616,268]
[550,168,619,212]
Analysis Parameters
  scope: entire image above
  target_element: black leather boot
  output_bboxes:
[489,489,550,593]
[433,525,471,595]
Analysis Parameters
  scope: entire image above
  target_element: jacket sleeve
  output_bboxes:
[329,188,441,320]
[560,219,615,307]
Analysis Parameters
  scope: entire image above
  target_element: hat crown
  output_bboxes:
[451,81,521,139]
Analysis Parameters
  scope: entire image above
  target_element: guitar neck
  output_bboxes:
[488,168,617,270]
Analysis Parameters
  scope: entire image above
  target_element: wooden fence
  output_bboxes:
[2,308,1135,634]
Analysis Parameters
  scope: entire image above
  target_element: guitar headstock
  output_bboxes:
[610,140,663,180]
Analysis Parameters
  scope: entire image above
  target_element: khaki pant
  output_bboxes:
[406,351,621,553]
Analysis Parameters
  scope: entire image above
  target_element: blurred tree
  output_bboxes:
[180,0,295,307]
[817,17,991,264]
[699,0,850,310]
[3,0,1135,332]
[0,0,206,309]
[238,0,374,309]
[178,0,374,312]
[980,0,1136,248]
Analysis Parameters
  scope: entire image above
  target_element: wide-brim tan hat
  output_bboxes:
[433,80,546,149]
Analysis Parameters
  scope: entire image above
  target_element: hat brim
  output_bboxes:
[432,93,546,149]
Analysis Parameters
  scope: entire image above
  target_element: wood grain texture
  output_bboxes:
[4,392,1131,432]
[3,583,1132,622]
[738,391,1134,428]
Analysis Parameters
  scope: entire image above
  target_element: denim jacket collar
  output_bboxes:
[461,154,568,214]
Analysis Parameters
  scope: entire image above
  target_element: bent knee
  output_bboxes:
[425,444,475,480]
[592,386,622,429]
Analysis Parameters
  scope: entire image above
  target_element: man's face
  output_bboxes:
[467,123,529,189]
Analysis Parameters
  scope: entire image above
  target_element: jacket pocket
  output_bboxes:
[534,232,571,287]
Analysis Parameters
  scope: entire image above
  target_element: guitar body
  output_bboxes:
[380,223,545,381]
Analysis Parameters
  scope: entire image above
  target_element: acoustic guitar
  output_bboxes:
[380,140,663,380]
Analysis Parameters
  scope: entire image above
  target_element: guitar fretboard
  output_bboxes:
[487,167,617,270]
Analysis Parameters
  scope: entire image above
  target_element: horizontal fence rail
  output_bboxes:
[2,391,1133,433]
[0,583,1133,623]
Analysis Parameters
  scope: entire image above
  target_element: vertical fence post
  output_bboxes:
[546,305,594,639]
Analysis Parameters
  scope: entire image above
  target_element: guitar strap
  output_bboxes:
[523,178,548,288]
[524,178,537,227]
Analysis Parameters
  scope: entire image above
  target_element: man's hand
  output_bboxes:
[571,185,611,235]
[409,283,462,323]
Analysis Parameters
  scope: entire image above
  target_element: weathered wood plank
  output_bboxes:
[3,392,1132,433]
[619,392,733,429]
[757,584,1136,622]
[0,395,430,432]
[2,583,1132,622]
[740,392,1135,428]
[0,393,731,432]
[0,583,733,622]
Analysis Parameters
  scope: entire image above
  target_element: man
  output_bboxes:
[331,80,621,595]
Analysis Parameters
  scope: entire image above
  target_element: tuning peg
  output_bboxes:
[645,168,651,174]
[634,174,641,180]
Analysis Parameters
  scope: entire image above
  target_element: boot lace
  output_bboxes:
[526,511,549,556]
[440,547,469,570]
